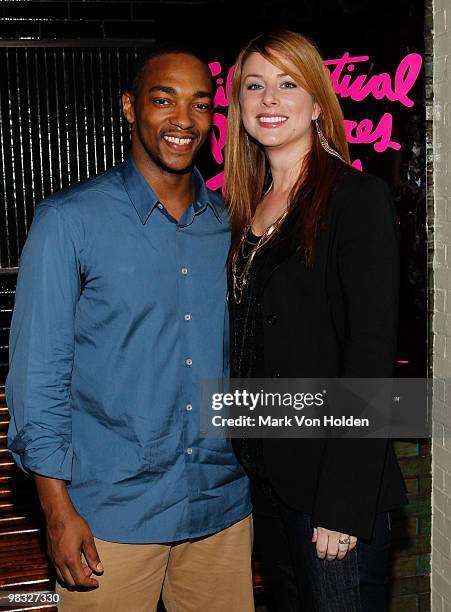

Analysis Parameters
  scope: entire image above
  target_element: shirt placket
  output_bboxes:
[176,221,200,505]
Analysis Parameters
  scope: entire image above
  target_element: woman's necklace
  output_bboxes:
[231,203,289,305]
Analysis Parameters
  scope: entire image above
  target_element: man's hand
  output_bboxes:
[33,474,103,589]
[312,526,358,561]
[46,506,104,588]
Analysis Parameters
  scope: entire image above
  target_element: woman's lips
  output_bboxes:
[256,115,288,129]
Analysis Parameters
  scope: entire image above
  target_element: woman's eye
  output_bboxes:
[247,83,263,90]
[281,81,297,88]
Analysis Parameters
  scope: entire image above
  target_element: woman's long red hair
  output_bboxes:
[224,30,351,265]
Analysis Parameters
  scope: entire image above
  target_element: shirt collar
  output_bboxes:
[120,154,222,225]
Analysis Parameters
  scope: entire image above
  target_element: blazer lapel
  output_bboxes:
[260,231,301,293]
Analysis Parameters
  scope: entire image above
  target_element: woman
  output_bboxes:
[224,30,408,611]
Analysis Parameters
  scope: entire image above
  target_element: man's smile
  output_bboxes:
[161,132,197,152]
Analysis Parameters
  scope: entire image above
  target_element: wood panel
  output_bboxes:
[0,384,57,611]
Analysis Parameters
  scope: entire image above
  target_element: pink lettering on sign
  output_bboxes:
[324,52,422,108]
[206,53,423,189]
[344,113,401,153]
[207,61,234,190]
[211,112,227,164]
[206,171,224,191]
[209,61,234,108]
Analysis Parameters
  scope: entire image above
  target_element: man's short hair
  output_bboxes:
[126,44,213,97]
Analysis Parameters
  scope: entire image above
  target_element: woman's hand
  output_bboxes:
[312,526,358,561]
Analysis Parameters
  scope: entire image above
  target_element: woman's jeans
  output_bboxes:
[252,481,391,612]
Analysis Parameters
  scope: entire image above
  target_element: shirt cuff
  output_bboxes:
[8,428,73,481]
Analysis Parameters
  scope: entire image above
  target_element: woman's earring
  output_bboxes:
[314,119,345,163]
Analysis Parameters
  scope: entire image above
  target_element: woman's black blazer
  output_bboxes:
[246,169,408,540]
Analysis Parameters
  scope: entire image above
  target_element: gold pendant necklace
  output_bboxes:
[231,207,289,304]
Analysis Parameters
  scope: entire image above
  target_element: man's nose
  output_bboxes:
[169,104,194,129]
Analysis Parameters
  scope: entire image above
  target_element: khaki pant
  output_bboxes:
[56,515,254,612]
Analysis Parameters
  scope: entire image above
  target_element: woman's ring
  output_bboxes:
[338,536,350,545]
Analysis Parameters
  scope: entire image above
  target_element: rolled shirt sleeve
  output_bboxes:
[6,203,81,480]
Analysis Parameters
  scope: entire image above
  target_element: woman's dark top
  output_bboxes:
[230,230,268,480]
[230,230,265,379]
[228,169,408,541]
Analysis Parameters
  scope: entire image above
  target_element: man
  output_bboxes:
[6,47,253,611]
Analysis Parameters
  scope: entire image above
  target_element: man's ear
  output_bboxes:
[122,92,135,125]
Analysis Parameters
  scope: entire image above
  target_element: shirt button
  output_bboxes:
[181,267,188,275]
[157,202,163,210]
[187,447,193,455]
[186,403,193,411]
[184,314,191,321]
[185,358,193,366]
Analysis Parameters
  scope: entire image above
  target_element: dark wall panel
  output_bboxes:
[0,46,135,269]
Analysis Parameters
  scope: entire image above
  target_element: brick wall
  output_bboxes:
[390,440,431,611]
[432,0,451,609]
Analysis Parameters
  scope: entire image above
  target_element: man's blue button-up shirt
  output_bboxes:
[6,156,250,543]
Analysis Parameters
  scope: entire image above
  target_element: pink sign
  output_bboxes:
[206,52,423,190]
